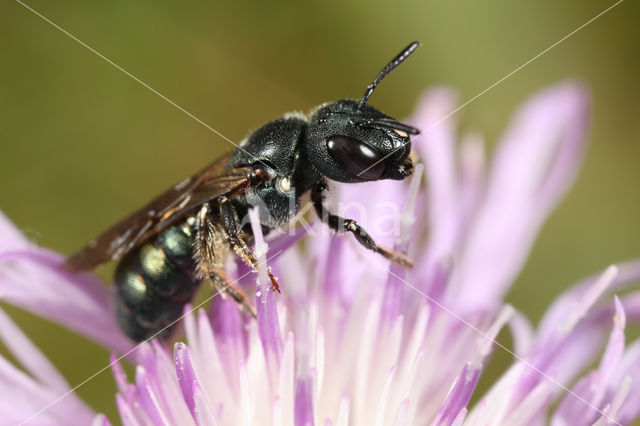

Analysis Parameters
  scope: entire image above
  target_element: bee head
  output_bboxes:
[302,41,420,183]
[305,100,418,182]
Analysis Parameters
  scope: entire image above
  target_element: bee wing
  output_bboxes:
[66,153,254,271]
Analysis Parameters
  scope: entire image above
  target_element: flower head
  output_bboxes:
[2,82,640,425]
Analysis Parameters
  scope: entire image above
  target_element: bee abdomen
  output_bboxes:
[115,218,199,341]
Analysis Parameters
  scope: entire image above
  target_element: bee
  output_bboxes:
[66,42,421,342]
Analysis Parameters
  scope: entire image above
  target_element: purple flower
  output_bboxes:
[2,82,640,425]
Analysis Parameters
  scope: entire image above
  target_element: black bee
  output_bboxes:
[66,41,421,342]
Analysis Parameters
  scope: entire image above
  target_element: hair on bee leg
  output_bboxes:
[219,197,282,293]
[193,202,257,317]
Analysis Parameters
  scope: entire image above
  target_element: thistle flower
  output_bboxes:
[2,82,640,426]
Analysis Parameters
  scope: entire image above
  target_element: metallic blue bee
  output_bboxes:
[67,42,421,342]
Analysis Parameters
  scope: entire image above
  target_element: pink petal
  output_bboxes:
[382,164,424,322]
[508,309,535,356]
[452,82,590,311]
[0,210,32,251]
[92,413,112,426]
[174,342,199,421]
[610,342,640,423]
[0,307,69,393]
[434,306,513,425]
[433,364,481,426]
[552,296,626,425]
[196,308,239,399]
[192,381,218,426]
[294,376,314,426]
[539,260,640,343]
[0,353,94,425]
[110,354,135,402]
[408,89,463,293]
[208,297,248,373]
[116,393,146,426]
[135,366,172,426]
[265,225,308,257]
[0,214,130,352]
[249,208,283,366]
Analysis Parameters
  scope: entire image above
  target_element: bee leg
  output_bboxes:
[210,269,257,318]
[219,197,282,293]
[194,202,257,317]
[311,180,413,267]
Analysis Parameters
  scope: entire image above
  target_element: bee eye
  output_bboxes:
[326,135,386,180]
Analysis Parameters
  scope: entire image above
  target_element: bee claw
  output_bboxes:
[377,245,413,268]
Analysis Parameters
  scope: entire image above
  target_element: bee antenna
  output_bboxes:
[358,41,420,109]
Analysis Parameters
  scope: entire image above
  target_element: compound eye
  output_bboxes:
[326,135,386,180]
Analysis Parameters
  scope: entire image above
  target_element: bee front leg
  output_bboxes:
[219,197,282,293]
[311,181,413,267]
[194,202,256,317]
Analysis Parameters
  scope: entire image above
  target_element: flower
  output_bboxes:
[2,82,640,425]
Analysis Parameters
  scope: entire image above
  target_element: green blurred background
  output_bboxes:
[1,0,639,422]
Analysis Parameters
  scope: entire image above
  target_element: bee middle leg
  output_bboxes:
[219,197,282,293]
[194,202,256,317]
